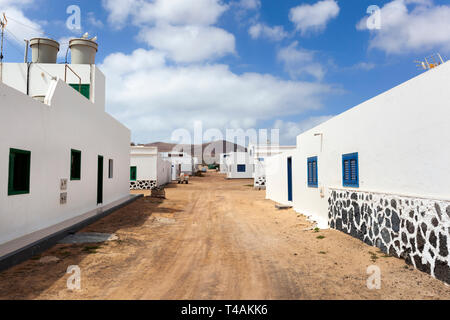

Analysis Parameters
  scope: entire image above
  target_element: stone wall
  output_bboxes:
[130,180,157,190]
[328,189,450,284]
[254,175,266,188]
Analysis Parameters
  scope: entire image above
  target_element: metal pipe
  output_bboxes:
[24,39,29,63]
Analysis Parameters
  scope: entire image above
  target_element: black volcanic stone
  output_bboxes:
[435,203,442,220]
[385,199,388,207]
[429,231,437,248]
[330,220,335,229]
[342,210,348,225]
[389,245,398,258]
[439,233,448,257]
[385,218,391,229]
[333,191,336,200]
[361,222,367,236]
[364,237,373,246]
[394,240,401,250]
[391,199,397,209]
[402,232,408,245]
[381,228,391,244]
[336,218,342,231]
[353,203,361,225]
[429,249,435,258]
[417,231,426,253]
[377,215,384,225]
[385,208,391,217]
[446,206,450,218]
[351,193,357,200]
[434,260,450,284]
[431,217,439,228]
[406,221,415,234]
[373,222,379,236]
[409,210,415,218]
[346,200,350,207]
[349,208,354,225]
[421,223,427,236]
[413,255,431,274]
[369,228,373,239]
[410,237,416,253]
[350,226,358,238]
[391,211,400,233]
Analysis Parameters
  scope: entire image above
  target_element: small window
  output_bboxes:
[70,149,81,181]
[130,166,137,181]
[108,159,114,179]
[69,84,90,99]
[8,148,31,196]
[237,164,246,173]
[258,158,264,162]
[343,153,359,188]
[307,156,318,188]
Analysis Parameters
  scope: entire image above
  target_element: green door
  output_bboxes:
[69,84,90,99]
[130,166,137,181]
[97,156,103,205]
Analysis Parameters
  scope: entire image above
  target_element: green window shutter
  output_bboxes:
[70,149,82,180]
[130,166,137,181]
[69,84,90,100]
[8,148,31,196]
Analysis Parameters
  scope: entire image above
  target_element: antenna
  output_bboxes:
[415,53,446,71]
[0,13,7,82]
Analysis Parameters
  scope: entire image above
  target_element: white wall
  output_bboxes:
[130,150,158,181]
[0,78,130,245]
[290,61,450,228]
[265,150,296,205]
[157,155,172,186]
[226,152,254,179]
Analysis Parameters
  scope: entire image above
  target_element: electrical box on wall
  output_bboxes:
[60,178,68,191]
[60,192,67,205]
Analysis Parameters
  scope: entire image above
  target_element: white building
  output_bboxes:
[225,152,254,179]
[266,61,450,284]
[219,153,230,174]
[130,146,171,190]
[161,151,195,178]
[0,38,132,249]
[248,144,296,188]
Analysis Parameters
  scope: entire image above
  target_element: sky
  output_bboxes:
[1,0,450,145]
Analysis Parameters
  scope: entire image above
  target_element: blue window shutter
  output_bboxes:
[342,153,359,188]
[307,156,318,188]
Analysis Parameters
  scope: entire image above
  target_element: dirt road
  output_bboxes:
[0,172,449,300]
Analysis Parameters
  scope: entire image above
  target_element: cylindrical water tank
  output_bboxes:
[29,38,60,63]
[69,38,98,64]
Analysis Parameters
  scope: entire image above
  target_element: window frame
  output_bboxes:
[342,152,359,188]
[108,159,114,179]
[307,156,318,188]
[8,148,31,196]
[70,149,82,181]
[130,166,137,181]
[237,164,246,173]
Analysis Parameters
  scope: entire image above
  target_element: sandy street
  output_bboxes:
[0,172,449,300]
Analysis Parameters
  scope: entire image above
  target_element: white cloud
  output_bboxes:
[289,0,340,35]
[100,49,334,142]
[102,0,228,27]
[87,12,104,29]
[236,0,261,10]
[249,23,288,42]
[357,0,450,54]
[352,62,376,71]
[277,41,326,81]
[138,24,236,63]
[274,115,334,144]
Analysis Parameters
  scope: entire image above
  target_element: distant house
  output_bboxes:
[160,151,196,179]
[130,146,171,190]
[0,38,131,249]
[266,61,450,284]
[248,144,296,188]
[224,152,254,179]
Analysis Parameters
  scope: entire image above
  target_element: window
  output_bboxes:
[108,159,114,179]
[258,158,264,162]
[69,84,90,99]
[70,149,81,181]
[342,153,359,188]
[130,166,137,181]
[307,156,318,188]
[8,148,31,196]
[237,164,246,172]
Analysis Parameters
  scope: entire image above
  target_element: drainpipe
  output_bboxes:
[26,62,32,96]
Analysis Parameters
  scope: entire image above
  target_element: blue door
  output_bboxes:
[287,157,293,202]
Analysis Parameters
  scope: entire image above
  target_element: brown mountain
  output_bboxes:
[139,140,246,164]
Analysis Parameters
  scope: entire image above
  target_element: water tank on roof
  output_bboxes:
[29,38,60,63]
[69,38,98,64]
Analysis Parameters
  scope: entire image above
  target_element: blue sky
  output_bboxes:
[2,0,450,145]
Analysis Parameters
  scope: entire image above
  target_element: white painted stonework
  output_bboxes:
[265,61,450,283]
[130,146,171,189]
[0,64,130,246]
